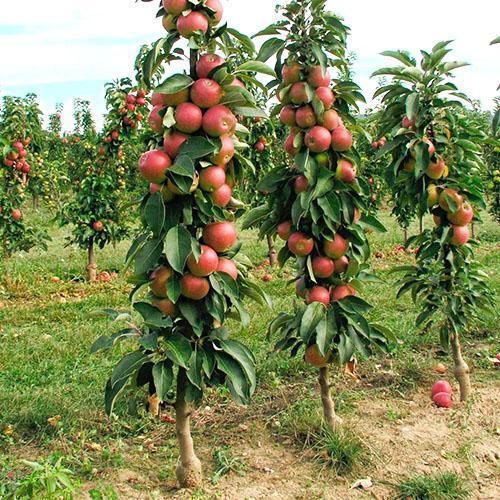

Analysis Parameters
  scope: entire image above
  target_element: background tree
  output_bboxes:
[246,0,391,430]
[93,0,270,488]
[374,41,494,401]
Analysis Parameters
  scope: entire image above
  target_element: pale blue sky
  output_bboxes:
[1,0,498,131]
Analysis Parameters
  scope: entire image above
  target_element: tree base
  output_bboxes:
[176,457,202,488]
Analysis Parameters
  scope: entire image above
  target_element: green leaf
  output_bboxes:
[442,61,470,73]
[134,238,163,275]
[235,60,276,77]
[219,339,256,393]
[144,193,165,238]
[165,225,192,273]
[164,332,192,368]
[490,36,500,45]
[232,106,268,118]
[405,93,419,121]
[155,73,193,94]
[359,215,386,233]
[257,37,285,62]
[104,377,128,416]
[299,302,326,343]
[177,136,217,159]
[380,50,416,67]
[152,360,174,401]
[215,352,250,403]
[111,351,150,386]
[133,302,172,328]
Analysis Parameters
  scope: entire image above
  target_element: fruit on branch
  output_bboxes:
[402,116,415,129]
[167,175,199,195]
[422,137,436,156]
[439,188,463,212]
[277,221,292,241]
[331,284,356,302]
[426,158,446,179]
[306,286,331,305]
[315,87,335,108]
[305,126,331,153]
[199,166,226,192]
[312,256,335,278]
[209,135,234,165]
[163,131,188,159]
[447,203,473,226]
[431,380,452,397]
[162,0,188,16]
[11,209,22,221]
[93,221,104,232]
[290,82,310,105]
[202,105,236,137]
[180,274,210,300]
[175,102,203,133]
[295,105,317,128]
[150,183,176,202]
[139,149,172,184]
[432,209,446,226]
[152,298,177,317]
[153,89,189,107]
[284,132,300,156]
[187,245,219,276]
[294,175,309,194]
[403,158,415,173]
[205,0,223,23]
[216,257,238,279]
[427,184,440,207]
[295,277,307,298]
[450,224,470,245]
[307,66,331,88]
[433,392,453,408]
[282,63,302,84]
[331,127,353,152]
[280,105,297,127]
[162,14,176,32]
[196,53,225,78]
[177,11,209,38]
[322,109,341,131]
[305,345,331,367]
[323,233,349,259]
[333,256,349,274]
[191,79,222,109]
[202,221,237,252]
[288,232,314,256]
[149,105,165,134]
[150,265,174,298]
[335,159,357,183]
[210,184,232,207]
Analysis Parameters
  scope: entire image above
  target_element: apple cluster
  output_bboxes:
[276,63,360,308]
[161,0,222,37]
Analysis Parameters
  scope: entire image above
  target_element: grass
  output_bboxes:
[396,471,470,499]
[0,205,498,496]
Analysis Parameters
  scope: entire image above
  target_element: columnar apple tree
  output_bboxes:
[93,0,270,488]
[374,42,494,401]
[246,0,391,430]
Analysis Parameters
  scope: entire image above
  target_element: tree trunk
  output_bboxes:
[175,368,202,488]
[471,222,475,240]
[450,333,471,401]
[32,194,40,210]
[419,216,424,235]
[86,239,97,282]
[267,235,277,267]
[318,367,342,431]
[403,227,408,243]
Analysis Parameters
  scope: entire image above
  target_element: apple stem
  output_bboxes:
[319,366,342,431]
[86,238,97,282]
[450,333,471,401]
[175,368,202,488]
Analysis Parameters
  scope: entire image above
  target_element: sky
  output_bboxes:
[1,0,498,131]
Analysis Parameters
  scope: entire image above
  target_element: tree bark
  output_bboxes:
[318,367,342,431]
[471,222,475,239]
[450,333,471,401]
[86,238,97,282]
[403,227,408,243]
[175,368,202,488]
[267,235,277,267]
[419,216,424,235]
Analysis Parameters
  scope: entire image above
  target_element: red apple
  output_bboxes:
[315,87,335,109]
[277,221,292,241]
[180,274,210,300]
[152,298,177,317]
[322,109,341,131]
[284,132,300,156]
[335,159,357,183]
[187,245,219,276]
[331,284,356,302]
[210,135,235,164]
[307,66,331,88]
[139,149,172,184]
[196,53,225,78]
[333,256,349,274]
[323,233,348,259]
[305,126,331,153]
[149,105,165,134]
[295,105,317,128]
[289,82,310,105]
[217,257,238,279]
[190,78,222,109]
[306,286,331,305]
[288,232,314,256]
[331,127,352,152]
[431,380,452,397]
[199,166,226,192]
[280,105,297,127]
[450,225,470,245]
[294,175,309,194]
[210,183,232,207]
[282,63,302,84]
[177,11,209,38]
[93,221,104,232]
[433,392,453,408]
[202,105,236,137]
[162,0,188,16]
[175,102,203,133]
[447,203,473,226]
[150,265,173,298]
[203,221,237,252]
[11,209,22,221]
[205,0,223,23]
[163,131,188,159]
[312,256,335,278]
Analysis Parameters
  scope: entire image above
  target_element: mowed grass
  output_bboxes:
[0,205,498,495]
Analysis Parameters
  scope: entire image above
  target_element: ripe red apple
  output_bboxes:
[290,82,310,105]
[433,392,453,408]
[163,131,188,159]
[306,286,331,305]
[305,126,331,153]
[229,78,245,89]
[93,221,104,232]
[280,105,297,127]
[203,221,237,252]
[315,87,335,108]
[402,116,415,129]
[331,127,352,152]
[439,188,464,212]
[190,78,222,109]
[177,11,209,38]
[331,284,356,302]
[149,105,165,134]
[199,166,226,192]
[312,256,335,278]
[152,298,177,317]
[152,89,189,107]
[205,0,223,23]
[255,141,265,152]
[202,105,236,137]
[12,141,24,152]
[211,184,232,207]
[426,158,446,179]
[150,265,173,297]
[196,53,225,78]
[277,221,292,241]
[284,132,300,156]
[180,274,210,300]
[3,159,14,167]
[295,277,307,298]
[323,233,348,259]
[162,0,188,16]
[294,175,309,194]
[431,380,452,397]
[217,257,238,279]
[288,232,314,256]
[187,245,219,276]
[322,109,341,131]
[126,94,136,104]
[11,209,22,221]
[447,203,473,226]
[210,135,235,164]
[333,256,349,274]
[295,105,317,128]
[450,225,470,245]
[307,66,331,88]
[139,149,172,184]
[175,102,203,133]
[336,159,357,183]
[21,163,30,174]
[282,63,302,84]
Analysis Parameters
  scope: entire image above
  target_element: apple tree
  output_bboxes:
[92,0,270,488]
[374,42,494,400]
[245,0,391,430]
